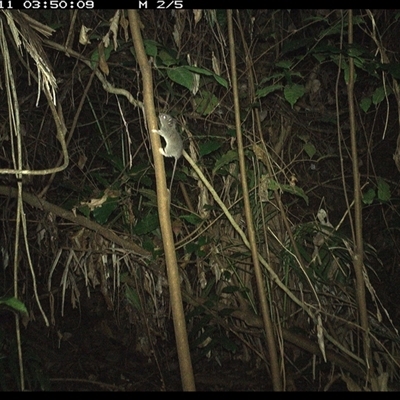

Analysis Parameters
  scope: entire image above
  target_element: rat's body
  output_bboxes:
[152,113,183,193]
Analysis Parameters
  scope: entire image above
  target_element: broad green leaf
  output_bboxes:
[319,23,346,38]
[275,60,293,69]
[91,171,110,187]
[158,49,178,66]
[256,84,283,99]
[0,297,28,315]
[199,140,222,156]
[372,86,386,105]
[90,44,113,69]
[362,188,376,205]
[185,66,213,76]
[259,73,285,84]
[213,150,238,174]
[281,38,313,55]
[195,90,219,115]
[180,214,203,225]
[138,188,157,204]
[284,84,305,107]
[313,53,327,63]
[340,59,352,83]
[266,178,280,191]
[78,205,90,218]
[213,74,228,88]
[92,197,119,225]
[167,66,194,90]
[377,177,391,202]
[143,40,159,57]
[185,242,198,254]
[386,62,400,79]
[267,179,308,205]
[360,97,372,113]
[185,65,228,88]
[281,184,309,205]
[303,142,316,158]
[142,237,156,253]
[133,212,159,235]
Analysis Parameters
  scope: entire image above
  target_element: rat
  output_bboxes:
[152,113,183,193]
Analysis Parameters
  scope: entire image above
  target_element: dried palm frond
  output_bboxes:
[2,10,57,104]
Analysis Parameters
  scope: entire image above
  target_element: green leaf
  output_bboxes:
[185,242,197,255]
[377,177,391,202]
[180,214,203,225]
[215,9,227,27]
[125,286,142,311]
[372,86,387,105]
[319,23,346,39]
[167,66,194,90]
[256,84,283,99]
[266,178,280,191]
[386,62,400,79]
[138,188,157,204]
[284,84,305,107]
[275,60,293,69]
[348,44,366,59]
[213,74,229,88]
[281,38,313,55]
[281,184,309,205]
[90,44,113,69]
[77,204,90,218]
[266,178,308,205]
[185,236,209,257]
[91,171,110,187]
[185,65,228,88]
[313,53,327,63]
[0,297,28,315]
[259,73,285,84]
[312,43,341,55]
[339,59,353,84]
[143,40,159,57]
[199,140,222,156]
[142,237,156,253]
[132,212,159,235]
[92,197,119,225]
[360,97,372,113]
[362,188,376,205]
[303,142,316,158]
[195,91,219,115]
[213,150,238,174]
[184,65,212,75]
[158,49,178,66]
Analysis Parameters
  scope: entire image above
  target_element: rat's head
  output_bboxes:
[159,113,176,130]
